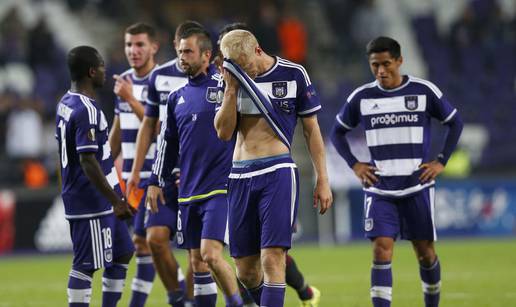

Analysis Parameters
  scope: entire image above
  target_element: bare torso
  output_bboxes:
[233,115,289,161]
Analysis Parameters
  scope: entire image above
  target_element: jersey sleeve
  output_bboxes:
[336,95,361,130]
[149,92,180,187]
[295,68,321,117]
[74,105,99,153]
[425,83,457,123]
[145,71,160,118]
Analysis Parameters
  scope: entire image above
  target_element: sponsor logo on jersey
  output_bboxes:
[275,100,293,114]
[272,81,288,98]
[370,113,419,128]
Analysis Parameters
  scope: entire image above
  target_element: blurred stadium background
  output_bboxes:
[0,0,515,306]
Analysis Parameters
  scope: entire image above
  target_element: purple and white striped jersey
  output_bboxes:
[144,58,188,126]
[114,67,157,182]
[222,56,321,149]
[56,91,121,219]
[335,75,458,197]
[253,57,321,144]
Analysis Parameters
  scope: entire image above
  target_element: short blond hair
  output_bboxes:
[220,30,258,62]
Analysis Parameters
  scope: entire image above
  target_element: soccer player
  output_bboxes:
[215,30,333,307]
[215,22,323,307]
[330,36,463,307]
[108,22,189,307]
[146,27,243,307]
[126,21,204,307]
[56,45,135,307]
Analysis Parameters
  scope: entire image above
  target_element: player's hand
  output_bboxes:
[146,185,165,213]
[313,178,333,215]
[113,198,136,220]
[113,74,134,101]
[125,171,140,198]
[174,171,180,187]
[352,162,378,187]
[223,69,239,92]
[419,160,444,183]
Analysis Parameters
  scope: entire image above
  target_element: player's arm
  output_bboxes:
[113,74,144,120]
[214,70,238,141]
[420,110,464,182]
[79,152,134,219]
[301,115,333,214]
[108,115,121,160]
[146,95,180,213]
[330,119,378,186]
[126,115,158,196]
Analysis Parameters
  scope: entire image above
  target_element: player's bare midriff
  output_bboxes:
[233,115,289,161]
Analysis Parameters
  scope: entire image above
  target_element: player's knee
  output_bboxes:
[146,232,168,255]
[373,243,393,262]
[236,267,262,288]
[261,251,285,274]
[133,235,150,254]
[191,254,208,272]
[417,250,436,266]
[200,249,221,268]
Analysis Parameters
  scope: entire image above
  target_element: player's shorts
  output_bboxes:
[227,154,299,258]
[134,181,179,237]
[69,213,134,272]
[133,189,147,237]
[176,194,228,250]
[363,186,436,241]
[145,182,179,239]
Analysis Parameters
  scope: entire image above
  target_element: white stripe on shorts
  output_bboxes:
[290,167,296,227]
[228,163,297,179]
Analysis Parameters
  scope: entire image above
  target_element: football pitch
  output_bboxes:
[1,238,515,307]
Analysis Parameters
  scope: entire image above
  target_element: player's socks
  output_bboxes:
[102,263,128,307]
[370,261,392,307]
[238,279,256,305]
[247,280,263,305]
[193,272,217,307]
[225,292,244,307]
[420,257,441,307]
[68,269,93,307]
[285,254,312,300]
[129,254,155,307]
[261,282,286,307]
[178,266,187,293]
[168,289,185,307]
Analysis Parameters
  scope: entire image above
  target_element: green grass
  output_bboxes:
[1,238,515,306]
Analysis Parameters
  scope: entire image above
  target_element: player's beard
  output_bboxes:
[183,61,202,77]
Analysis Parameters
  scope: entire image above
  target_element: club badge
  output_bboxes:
[272,81,288,98]
[206,87,218,103]
[405,95,418,110]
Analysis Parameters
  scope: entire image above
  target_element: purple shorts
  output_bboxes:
[176,194,228,250]
[364,187,436,241]
[69,214,134,271]
[134,181,179,237]
[227,155,299,258]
